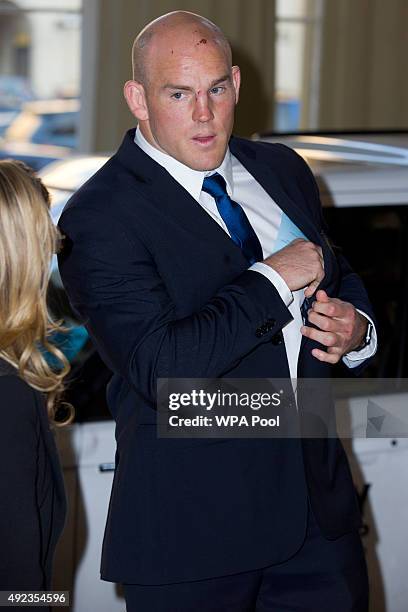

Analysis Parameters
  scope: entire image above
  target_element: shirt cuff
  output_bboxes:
[249,262,293,307]
[342,310,377,368]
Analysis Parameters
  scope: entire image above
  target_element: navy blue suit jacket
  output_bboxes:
[58,130,374,585]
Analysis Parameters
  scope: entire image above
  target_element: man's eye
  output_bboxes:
[210,86,225,95]
[171,92,184,100]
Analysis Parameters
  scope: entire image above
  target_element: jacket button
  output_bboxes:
[271,332,283,345]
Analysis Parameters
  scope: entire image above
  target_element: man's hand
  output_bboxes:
[264,239,324,297]
[301,289,368,363]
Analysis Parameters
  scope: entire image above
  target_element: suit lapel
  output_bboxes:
[114,131,330,370]
[230,137,334,286]
[230,137,322,245]
[115,130,249,268]
[230,138,335,366]
[115,130,330,283]
[150,168,248,264]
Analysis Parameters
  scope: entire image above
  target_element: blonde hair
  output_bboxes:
[0,159,72,425]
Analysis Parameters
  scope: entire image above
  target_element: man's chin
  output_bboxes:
[174,137,228,171]
[186,152,227,172]
[191,163,221,171]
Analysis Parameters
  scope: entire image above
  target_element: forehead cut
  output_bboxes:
[132,11,232,84]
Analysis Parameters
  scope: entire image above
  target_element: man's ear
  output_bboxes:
[231,66,241,105]
[124,80,149,121]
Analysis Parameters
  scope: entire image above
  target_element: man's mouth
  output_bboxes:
[192,135,216,145]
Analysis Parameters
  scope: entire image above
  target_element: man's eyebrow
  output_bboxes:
[162,84,193,91]
[162,75,231,91]
[209,75,231,87]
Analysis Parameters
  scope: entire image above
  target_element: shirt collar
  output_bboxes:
[134,125,233,202]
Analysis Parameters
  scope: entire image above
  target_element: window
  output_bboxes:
[275,0,323,131]
[0,0,82,167]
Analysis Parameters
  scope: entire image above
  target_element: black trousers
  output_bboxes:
[123,504,368,612]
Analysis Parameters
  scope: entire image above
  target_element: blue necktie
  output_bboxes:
[202,173,263,265]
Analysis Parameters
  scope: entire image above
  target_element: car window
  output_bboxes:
[31,112,79,148]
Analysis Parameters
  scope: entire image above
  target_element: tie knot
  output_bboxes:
[202,173,228,199]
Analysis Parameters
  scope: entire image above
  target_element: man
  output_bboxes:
[58,11,376,611]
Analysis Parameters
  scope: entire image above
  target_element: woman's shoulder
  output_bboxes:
[0,358,41,424]
[0,357,17,377]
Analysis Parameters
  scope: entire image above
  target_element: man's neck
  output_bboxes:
[134,125,233,202]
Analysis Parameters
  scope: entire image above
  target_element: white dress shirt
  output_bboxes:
[134,127,376,379]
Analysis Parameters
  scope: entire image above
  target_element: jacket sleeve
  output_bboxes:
[58,206,293,401]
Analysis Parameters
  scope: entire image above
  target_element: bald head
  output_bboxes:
[131,11,232,86]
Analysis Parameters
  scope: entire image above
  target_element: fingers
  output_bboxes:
[304,267,325,298]
[311,347,341,364]
[304,280,319,298]
[315,289,329,302]
[304,246,325,297]
[310,296,349,319]
[301,295,361,363]
[317,247,324,270]
[266,239,325,294]
[292,243,324,285]
[301,293,362,363]
[307,309,348,333]
[312,244,324,273]
[300,325,339,348]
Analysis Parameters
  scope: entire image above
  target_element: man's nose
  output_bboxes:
[192,94,214,122]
